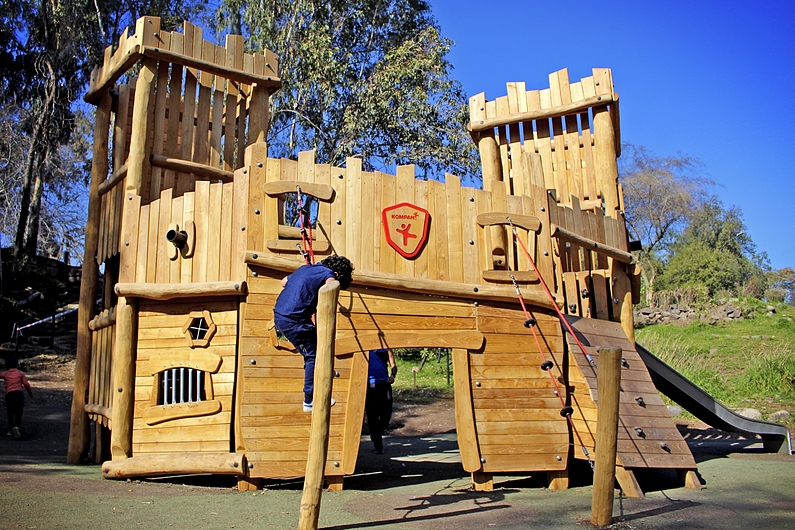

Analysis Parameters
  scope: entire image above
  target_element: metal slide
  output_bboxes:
[636,343,793,455]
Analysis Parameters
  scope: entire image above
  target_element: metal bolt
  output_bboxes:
[473,287,479,293]
[241,226,246,231]
[250,359,256,365]
[257,162,263,167]
[475,381,481,387]
[254,209,260,215]
[468,240,474,245]
[338,173,344,179]
[125,241,129,246]
[248,462,254,469]
[556,455,562,461]
[543,251,549,256]
[334,371,340,378]
[469,196,475,202]
[540,207,546,212]
[243,169,247,174]
[234,284,240,290]
[473,301,478,307]
[252,253,258,259]
[334,461,339,467]
[336,220,342,225]
[128,195,133,200]
[252,271,258,277]
[480,457,486,463]
[118,388,122,392]
[613,298,619,304]
[233,462,239,467]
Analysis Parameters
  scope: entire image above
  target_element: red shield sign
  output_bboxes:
[382,202,431,259]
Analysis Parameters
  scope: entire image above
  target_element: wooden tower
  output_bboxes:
[70,16,698,497]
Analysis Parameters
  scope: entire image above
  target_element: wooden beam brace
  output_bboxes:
[263,181,334,201]
[114,280,246,300]
[334,330,484,355]
[97,162,128,197]
[476,212,541,232]
[150,154,234,183]
[469,95,615,133]
[550,224,633,264]
[102,452,245,479]
[245,252,560,309]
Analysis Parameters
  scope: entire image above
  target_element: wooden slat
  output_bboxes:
[445,174,464,283]
[394,165,415,277]
[156,188,172,283]
[330,165,347,257]
[360,170,375,271]
[413,179,429,278]
[341,351,367,474]
[180,191,195,283]
[431,179,449,281]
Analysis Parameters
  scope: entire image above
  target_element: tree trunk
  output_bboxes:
[24,155,47,257]
[14,127,41,257]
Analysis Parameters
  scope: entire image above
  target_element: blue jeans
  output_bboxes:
[273,316,317,404]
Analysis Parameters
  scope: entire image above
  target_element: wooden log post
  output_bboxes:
[592,105,620,218]
[67,92,112,464]
[125,56,158,197]
[109,297,137,459]
[591,346,623,526]
[298,280,341,530]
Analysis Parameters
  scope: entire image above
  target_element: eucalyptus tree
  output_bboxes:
[215,0,480,182]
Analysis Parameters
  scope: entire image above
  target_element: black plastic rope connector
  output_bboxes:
[541,360,554,371]
[560,406,574,417]
[524,317,537,328]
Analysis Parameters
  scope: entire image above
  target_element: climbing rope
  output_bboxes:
[295,185,315,264]
[506,217,596,369]
[509,273,595,471]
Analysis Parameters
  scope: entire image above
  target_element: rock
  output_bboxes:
[735,408,763,420]
[767,305,776,313]
[768,410,791,423]
[667,405,683,417]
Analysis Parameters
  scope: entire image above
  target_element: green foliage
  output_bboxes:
[636,303,795,419]
[656,199,768,298]
[392,347,452,394]
[214,0,480,182]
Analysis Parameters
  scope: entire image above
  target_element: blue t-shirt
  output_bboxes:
[273,264,335,323]
[368,349,390,386]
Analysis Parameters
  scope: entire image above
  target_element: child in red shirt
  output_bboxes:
[1,356,34,439]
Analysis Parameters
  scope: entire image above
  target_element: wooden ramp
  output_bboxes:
[563,316,699,497]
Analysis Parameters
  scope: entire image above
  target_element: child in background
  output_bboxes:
[273,255,354,412]
[365,348,397,454]
[1,356,34,439]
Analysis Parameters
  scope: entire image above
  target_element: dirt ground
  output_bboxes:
[2,354,795,529]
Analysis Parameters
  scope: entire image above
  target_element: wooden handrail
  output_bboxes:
[468,94,615,133]
[550,224,632,264]
[245,252,560,309]
[102,452,246,479]
[97,163,128,197]
[477,212,541,232]
[150,154,234,183]
[114,281,247,300]
[263,181,334,201]
[88,308,116,331]
[84,404,111,418]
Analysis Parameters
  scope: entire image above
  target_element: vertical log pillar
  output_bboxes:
[125,57,158,197]
[67,92,111,464]
[298,280,341,530]
[109,297,137,459]
[592,105,620,218]
[591,346,623,527]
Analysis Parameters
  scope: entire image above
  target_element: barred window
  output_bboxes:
[158,367,206,405]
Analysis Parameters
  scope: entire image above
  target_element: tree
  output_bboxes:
[657,199,768,298]
[766,268,795,305]
[619,144,713,304]
[214,0,480,182]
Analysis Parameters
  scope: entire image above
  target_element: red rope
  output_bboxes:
[510,273,594,469]
[508,219,596,369]
[296,186,315,264]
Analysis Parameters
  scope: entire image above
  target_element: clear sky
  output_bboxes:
[430,0,794,271]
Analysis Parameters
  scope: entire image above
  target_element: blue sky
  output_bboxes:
[431,0,794,270]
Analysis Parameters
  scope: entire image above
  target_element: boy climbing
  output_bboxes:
[273,255,354,412]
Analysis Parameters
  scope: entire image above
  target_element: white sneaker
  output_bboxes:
[12,427,21,439]
[302,398,336,412]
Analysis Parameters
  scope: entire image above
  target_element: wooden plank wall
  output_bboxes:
[132,298,239,455]
[253,153,552,291]
[472,306,569,473]
[564,317,696,470]
[124,181,242,284]
[87,309,115,428]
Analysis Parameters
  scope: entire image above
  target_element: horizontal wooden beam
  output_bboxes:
[114,281,247,300]
[263,181,334,201]
[102,452,246,479]
[84,404,111,418]
[481,270,538,283]
[335,330,484,355]
[150,154,234,183]
[89,308,116,331]
[245,252,560,309]
[266,239,331,253]
[84,45,141,103]
[477,212,541,232]
[140,46,281,91]
[550,224,632,264]
[468,94,615,133]
[97,162,128,197]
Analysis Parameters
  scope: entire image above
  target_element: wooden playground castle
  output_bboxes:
[68,16,700,496]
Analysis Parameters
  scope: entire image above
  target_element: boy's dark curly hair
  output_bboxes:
[320,255,354,289]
